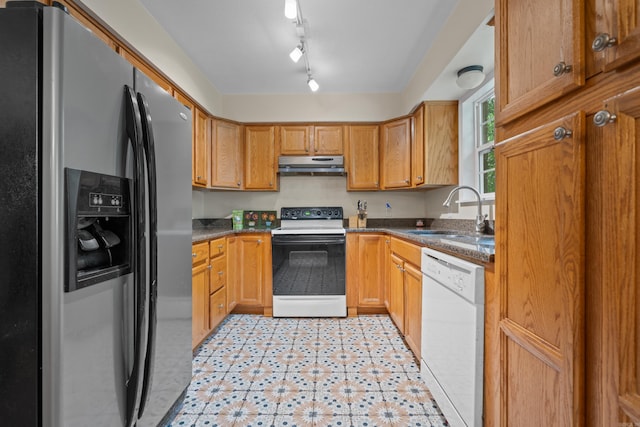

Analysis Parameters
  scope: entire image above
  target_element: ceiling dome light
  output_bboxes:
[307,77,319,92]
[456,65,485,90]
[289,45,303,63]
[284,0,297,19]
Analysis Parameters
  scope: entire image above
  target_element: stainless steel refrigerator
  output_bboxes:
[0,3,192,426]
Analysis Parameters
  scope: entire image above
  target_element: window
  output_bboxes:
[459,78,495,200]
[475,93,495,196]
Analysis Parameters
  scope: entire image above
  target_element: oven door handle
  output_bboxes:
[272,236,346,245]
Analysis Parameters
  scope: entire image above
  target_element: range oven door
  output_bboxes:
[271,234,346,297]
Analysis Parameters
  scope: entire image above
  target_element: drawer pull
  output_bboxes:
[192,253,197,258]
[553,61,572,76]
[553,126,572,140]
[593,110,617,127]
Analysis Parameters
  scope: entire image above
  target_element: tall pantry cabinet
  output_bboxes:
[490,0,640,426]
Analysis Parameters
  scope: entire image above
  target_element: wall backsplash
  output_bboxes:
[192,177,494,221]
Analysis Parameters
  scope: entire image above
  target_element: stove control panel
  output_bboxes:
[280,207,343,220]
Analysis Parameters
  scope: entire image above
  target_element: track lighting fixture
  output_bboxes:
[289,45,303,63]
[284,0,319,92]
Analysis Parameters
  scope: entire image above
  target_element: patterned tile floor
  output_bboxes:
[167,314,448,426]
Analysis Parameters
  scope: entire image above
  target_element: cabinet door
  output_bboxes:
[403,262,422,359]
[211,119,242,189]
[345,125,380,190]
[245,126,277,190]
[496,0,584,123]
[236,234,267,306]
[193,107,209,187]
[411,105,425,186]
[314,125,343,155]
[388,254,405,334]
[209,255,225,294]
[381,118,411,189]
[356,234,386,307]
[423,101,459,185]
[495,112,585,426]
[587,89,640,426]
[280,125,311,155]
[226,236,238,313]
[589,0,640,73]
[209,287,226,330]
[192,263,209,349]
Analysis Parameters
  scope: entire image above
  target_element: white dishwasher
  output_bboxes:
[420,247,484,427]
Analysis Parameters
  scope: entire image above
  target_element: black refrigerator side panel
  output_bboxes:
[0,6,42,427]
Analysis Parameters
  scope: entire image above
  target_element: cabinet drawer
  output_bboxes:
[192,241,209,266]
[390,237,422,266]
[210,237,226,258]
[209,286,226,330]
[210,255,226,294]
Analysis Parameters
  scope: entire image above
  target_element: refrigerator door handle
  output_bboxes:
[135,91,158,418]
[123,85,147,427]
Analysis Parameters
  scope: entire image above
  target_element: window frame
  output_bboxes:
[458,77,496,202]
[474,90,495,198]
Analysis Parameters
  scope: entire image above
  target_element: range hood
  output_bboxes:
[278,155,345,176]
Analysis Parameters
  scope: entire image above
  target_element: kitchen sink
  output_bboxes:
[402,229,495,249]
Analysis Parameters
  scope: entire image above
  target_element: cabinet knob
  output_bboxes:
[404,179,410,184]
[196,175,202,180]
[257,239,262,244]
[593,110,617,127]
[218,271,223,276]
[207,265,212,270]
[237,182,241,187]
[269,182,273,187]
[592,33,617,52]
[218,304,224,309]
[417,175,423,180]
[553,61,572,77]
[192,253,197,258]
[218,244,224,249]
[553,126,573,141]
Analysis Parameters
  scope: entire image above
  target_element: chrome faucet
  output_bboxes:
[442,185,486,233]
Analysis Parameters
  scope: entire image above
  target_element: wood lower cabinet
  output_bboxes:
[235,233,272,314]
[346,233,387,315]
[226,236,238,312]
[494,112,585,426]
[345,125,380,190]
[380,118,412,189]
[192,241,210,349]
[209,287,226,330]
[211,119,243,189]
[586,88,640,426]
[387,253,405,335]
[403,262,422,359]
[244,126,277,190]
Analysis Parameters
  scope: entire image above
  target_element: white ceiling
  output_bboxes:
[137,0,493,97]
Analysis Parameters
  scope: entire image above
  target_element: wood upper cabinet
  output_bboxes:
[587,0,640,76]
[279,125,343,155]
[494,112,585,426]
[345,125,380,190]
[211,119,243,189]
[244,125,278,190]
[279,125,312,155]
[495,0,584,124]
[235,234,271,308]
[380,117,412,189]
[193,108,209,187]
[586,88,640,427]
[313,125,343,155]
[413,101,459,187]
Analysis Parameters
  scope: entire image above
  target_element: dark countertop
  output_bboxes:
[192,225,494,265]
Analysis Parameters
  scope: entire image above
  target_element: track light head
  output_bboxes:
[284,0,297,19]
[289,45,303,63]
[307,76,319,92]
